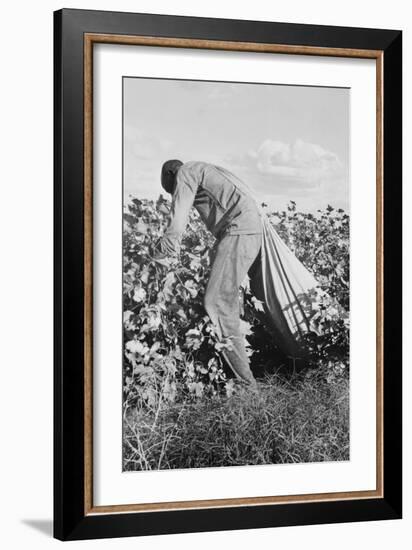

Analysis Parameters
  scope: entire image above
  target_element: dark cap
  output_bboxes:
[161,159,183,194]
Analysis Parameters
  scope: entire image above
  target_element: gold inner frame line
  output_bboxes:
[83,32,384,516]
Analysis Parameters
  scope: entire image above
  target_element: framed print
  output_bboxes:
[53,8,402,541]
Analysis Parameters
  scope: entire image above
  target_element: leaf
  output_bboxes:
[126,340,149,356]
[185,328,203,350]
[188,381,204,398]
[123,310,136,330]
[225,379,236,397]
[184,279,198,298]
[251,296,265,312]
[239,319,253,337]
[133,287,147,303]
[135,221,148,234]
[139,267,150,284]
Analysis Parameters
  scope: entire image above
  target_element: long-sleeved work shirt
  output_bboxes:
[159,161,262,255]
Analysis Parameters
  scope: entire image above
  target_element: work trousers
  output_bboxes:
[204,233,262,385]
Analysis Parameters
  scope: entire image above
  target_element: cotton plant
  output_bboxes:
[123,197,350,411]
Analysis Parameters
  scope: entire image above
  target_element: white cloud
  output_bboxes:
[223,138,348,212]
[250,138,343,186]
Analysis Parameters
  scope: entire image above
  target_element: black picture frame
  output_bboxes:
[54,8,402,541]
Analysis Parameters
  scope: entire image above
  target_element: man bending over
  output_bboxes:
[157,159,264,388]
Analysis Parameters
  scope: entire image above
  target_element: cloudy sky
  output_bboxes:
[123,77,349,212]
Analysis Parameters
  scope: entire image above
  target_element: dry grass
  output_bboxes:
[123,369,349,471]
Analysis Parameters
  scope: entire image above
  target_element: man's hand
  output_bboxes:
[151,239,174,268]
[154,234,180,258]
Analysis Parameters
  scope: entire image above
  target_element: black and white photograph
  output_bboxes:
[0,0,405,546]
[122,77,350,471]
